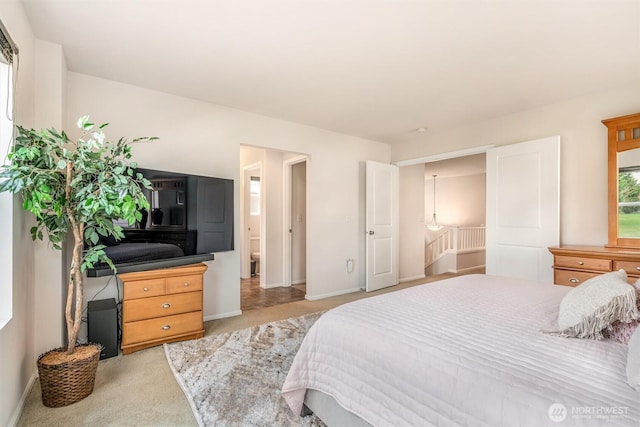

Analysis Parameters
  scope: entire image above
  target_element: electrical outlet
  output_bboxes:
[346,258,354,273]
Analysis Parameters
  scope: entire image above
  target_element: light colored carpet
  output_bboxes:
[18,271,481,426]
[164,312,326,427]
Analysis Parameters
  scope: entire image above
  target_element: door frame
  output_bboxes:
[241,161,262,280]
[283,155,309,289]
[394,145,495,167]
[393,145,494,280]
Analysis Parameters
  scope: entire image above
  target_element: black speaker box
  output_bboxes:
[88,298,119,359]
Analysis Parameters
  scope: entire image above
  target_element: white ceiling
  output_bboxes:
[20,0,640,145]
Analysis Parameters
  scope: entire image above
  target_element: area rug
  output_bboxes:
[164,312,326,427]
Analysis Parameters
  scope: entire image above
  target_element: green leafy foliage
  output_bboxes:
[0,117,153,272]
[619,172,640,214]
[0,116,155,353]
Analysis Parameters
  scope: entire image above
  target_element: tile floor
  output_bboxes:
[241,275,306,310]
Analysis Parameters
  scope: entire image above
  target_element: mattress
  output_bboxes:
[282,274,640,426]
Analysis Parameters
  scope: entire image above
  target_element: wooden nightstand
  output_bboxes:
[119,263,208,355]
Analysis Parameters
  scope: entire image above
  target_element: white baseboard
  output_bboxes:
[399,274,426,283]
[261,282,284,289]
[447,264,486,274]
[203,310,242,322]
[8,371,38,427]
[305,287,361,301]
[292,279,306,285]
[456,248,486,255]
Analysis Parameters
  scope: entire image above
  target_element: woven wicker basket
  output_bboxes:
[37,343,101,407]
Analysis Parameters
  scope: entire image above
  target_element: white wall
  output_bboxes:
[249,207,261,239]
[398,164,425,282]
[33,39,67,356]
[393,81,640,247]
[263,149,285,287]
[0,2,37,426]
[424,173,486,230]
[67,72,391,318]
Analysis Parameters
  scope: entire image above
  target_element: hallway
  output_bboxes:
[241,276,306,310]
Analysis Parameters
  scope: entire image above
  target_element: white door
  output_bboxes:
[366,160,399,291]
[486,136,560,283]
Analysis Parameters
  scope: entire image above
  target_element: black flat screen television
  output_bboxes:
[86,168,234,277]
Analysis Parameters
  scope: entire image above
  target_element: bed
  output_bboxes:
[282,274,640,426]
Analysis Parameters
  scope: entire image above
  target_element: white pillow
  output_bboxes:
[628,326,640,391]
[557,269,639,339]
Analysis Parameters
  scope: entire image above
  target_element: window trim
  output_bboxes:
[0,55,14,329]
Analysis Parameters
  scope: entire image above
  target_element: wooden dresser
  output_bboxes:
[549,245,640,287]
[119,263,208,355]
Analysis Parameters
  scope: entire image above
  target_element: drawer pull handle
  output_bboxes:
[578,261,584,266]
[161,325,171,330]
[569,278,580,284]
[636,266,640,271]
[161,303,171,309]
[184,282,190,287]
[143,287,149,292]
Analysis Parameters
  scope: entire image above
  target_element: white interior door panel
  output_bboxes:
[366,161,399,292]
[486,136,560,283]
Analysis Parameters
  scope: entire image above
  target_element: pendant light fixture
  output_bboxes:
[427,174,443,231]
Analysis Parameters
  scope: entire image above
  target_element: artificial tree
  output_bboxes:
[0,116,155,355]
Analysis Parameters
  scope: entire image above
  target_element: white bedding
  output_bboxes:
[282,274,640,426]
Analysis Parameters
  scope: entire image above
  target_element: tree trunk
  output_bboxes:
[65,228,84,355]
[64,161,84,355]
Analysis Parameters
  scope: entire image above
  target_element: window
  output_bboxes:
[250,176,261,216]
[618,166,640,238]
[0,19,17,329]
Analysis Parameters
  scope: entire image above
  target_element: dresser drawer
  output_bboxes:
[554,256,612,272]
[554,269,601,287]
[123,278,165,300]
[119,263,208,354]
[166,274,203,294]
[122,311,203,345]
[123,291,202,322]
[613,261,640,277]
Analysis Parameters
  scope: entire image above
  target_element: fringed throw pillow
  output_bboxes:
[556,269,639,339]
[605,280,640,345]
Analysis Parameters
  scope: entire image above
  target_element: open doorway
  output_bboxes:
[239,146,308,310]
[241,162,262,281]
[423,153,487,277]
